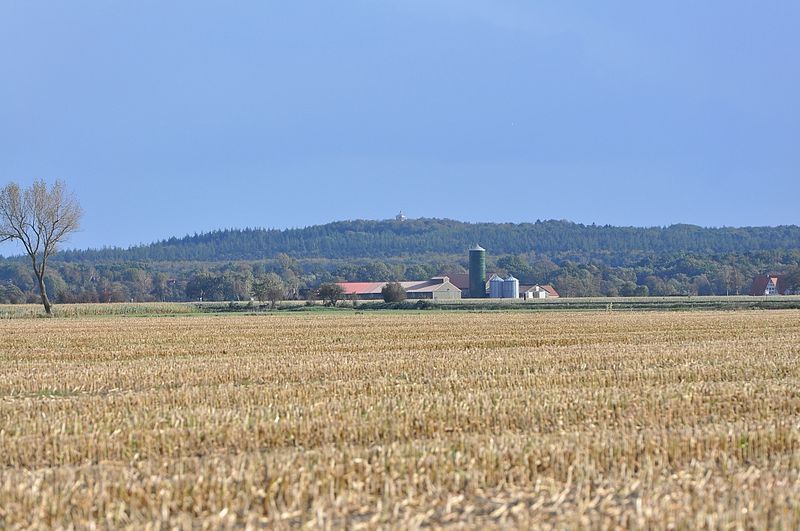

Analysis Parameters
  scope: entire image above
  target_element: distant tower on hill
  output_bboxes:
[396,211,407,221]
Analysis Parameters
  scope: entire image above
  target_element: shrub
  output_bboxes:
[381,282,406,303]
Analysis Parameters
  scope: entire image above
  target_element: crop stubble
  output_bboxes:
[0,310,799,528]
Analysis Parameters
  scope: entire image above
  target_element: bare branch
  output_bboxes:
[0,179,83,315]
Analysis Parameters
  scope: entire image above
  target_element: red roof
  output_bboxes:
[337,279,459,295]
[446,272,500,290]
[749,274,786,295]
[447,274,470,290]
[520,284,560,297]
[541,284,560,297]
[337,282,384,295]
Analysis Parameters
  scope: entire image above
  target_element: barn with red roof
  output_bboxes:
[337,277,462,300]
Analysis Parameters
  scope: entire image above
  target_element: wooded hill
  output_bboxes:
[56,219,800,262]
[2,219,799,304]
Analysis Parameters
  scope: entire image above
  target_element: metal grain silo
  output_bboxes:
[469,244,486,298]
[503,275,519,299]
[489,275,504,298]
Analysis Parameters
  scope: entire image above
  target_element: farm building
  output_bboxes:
[337,277,462,300]
[448,272,559,299]
[444,274,474,298]
[749,274,794,296]
[339,245,556,300]
[520,284,560,299]
[447,272,501,298]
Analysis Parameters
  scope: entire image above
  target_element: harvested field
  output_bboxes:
[1,310,799,528]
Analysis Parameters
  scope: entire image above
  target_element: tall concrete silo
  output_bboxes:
[503,275,519,299]
[469,244,486,298]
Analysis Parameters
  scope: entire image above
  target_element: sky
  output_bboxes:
[1,1,798,252]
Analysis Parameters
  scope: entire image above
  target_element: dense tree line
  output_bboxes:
[1,249,799,303]
[56,219,800,263]
[2,218,799,303]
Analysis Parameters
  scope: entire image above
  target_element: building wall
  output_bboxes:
[431,284,462,300]
[523,291,546,300]
[352,293,384,300]
[407,292,433,300]
[766,280,778,295]
[344,280,463,301]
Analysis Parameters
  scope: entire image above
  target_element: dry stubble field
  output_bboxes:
[1,310,799,528]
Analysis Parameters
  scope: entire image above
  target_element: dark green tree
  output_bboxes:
[381,282,407,303]
[186,273,224,301]
[783,267,800,294]
[0,281,25,303]
[253,273,285,309]
[317,283,345,306]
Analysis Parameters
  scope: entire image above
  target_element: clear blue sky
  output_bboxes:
[1,1,798,252]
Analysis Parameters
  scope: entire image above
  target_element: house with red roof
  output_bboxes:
[749,275,791,296]
[519,284,560,299]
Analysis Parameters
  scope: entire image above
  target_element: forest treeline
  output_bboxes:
[1,219,799,303]
[57,219,800,262]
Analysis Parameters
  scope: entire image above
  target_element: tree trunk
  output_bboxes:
[36,273,52,315]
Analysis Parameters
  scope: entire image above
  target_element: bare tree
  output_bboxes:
[0,180,82,315]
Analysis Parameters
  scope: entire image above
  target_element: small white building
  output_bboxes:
[520,284,560,300]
